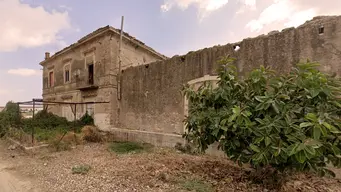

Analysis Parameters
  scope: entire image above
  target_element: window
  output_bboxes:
[65,70,70,83]
[49,71,54,87]
[64,64,71,84]
[319,26,324,34]
[88,64,94,85]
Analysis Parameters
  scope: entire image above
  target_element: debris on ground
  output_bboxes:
[0,140,341,192]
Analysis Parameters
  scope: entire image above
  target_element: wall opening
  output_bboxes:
[233,45,240,51]
[65,69,70,83]
[180,56,186,62]
[64,63,71,84]
[145,64,149,69]
[49,71,54,87]
[88,64,94,85]
[184,75,219,133]
[319,26,324,34]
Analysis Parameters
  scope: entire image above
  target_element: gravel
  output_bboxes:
[1,140,341,192]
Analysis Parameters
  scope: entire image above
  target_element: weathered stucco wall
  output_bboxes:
[42,33,113,129]
[119,16,341,141]
[41,29,165,131]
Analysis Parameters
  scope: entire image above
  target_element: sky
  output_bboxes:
[0,0,340,105]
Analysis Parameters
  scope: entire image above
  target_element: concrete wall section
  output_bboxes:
[119,16,341,145]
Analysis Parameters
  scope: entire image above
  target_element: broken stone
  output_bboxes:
[7,145,17,150]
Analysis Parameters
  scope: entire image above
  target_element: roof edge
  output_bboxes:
[40,26,167,66]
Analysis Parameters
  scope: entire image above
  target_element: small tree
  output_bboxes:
[0,101,21,137]
[1,101,21,126]
[183,58,341,176]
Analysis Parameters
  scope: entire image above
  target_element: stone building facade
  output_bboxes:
[40,26,167,130]
[42,16,341,149]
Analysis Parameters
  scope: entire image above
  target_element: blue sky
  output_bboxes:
[0,0,340,105]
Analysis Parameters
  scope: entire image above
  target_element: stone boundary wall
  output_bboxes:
[116,16,341,148]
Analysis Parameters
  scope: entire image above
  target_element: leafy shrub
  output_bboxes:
[0,101,21,125]
[0,101,21,137]
[183,58,341,176]
[79,111,94,126]
[31,109,70,130]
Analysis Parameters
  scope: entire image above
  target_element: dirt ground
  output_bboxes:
[1,140,341,192]
[0,148,38,192]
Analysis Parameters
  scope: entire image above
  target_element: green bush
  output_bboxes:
[0,104,95,141]
[183,58,341,176]
[32,109,70,129]
[78,111,94,126]
[0,101,21,137]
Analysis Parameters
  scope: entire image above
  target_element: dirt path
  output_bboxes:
[0,144,38,192]
[0,163,37,192]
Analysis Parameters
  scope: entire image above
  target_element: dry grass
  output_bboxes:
[81,126,103,143]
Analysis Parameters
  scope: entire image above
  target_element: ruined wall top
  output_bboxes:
[119,15,341,135]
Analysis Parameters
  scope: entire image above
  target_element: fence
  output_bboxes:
[12,98,109,146]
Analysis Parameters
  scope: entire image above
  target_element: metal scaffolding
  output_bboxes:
[16,98,110,144]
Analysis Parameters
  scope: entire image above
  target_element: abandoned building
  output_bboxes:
[40,26,167,130]
[41,15,341,148]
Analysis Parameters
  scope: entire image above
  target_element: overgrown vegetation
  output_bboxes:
[183,57,341,177]
[0,102,21,137]
[0,103,95,144]
[109,142,153,154]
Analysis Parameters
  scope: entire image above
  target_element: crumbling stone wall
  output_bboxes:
[119,16,341,141]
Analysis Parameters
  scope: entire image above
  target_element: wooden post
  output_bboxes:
[32,99,35,145]
[74,104,77,132]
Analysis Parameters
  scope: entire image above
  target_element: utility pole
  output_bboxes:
[117,16,124,101]
[116,16,124,126]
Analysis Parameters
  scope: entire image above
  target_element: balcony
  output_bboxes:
[76,76,98,91]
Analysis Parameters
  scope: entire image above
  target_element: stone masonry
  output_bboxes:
[41,15,341,149]
[40,26,167,131]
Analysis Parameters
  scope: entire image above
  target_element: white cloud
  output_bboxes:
[240,0,256,7]
[284,9,316,28]
[7,68,41,77]
[244,0,339,32]
[161,0,229,19]
[236,0,256,15]
[0,0,71,52]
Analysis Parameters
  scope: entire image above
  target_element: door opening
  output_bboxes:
[88,64,94,85]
